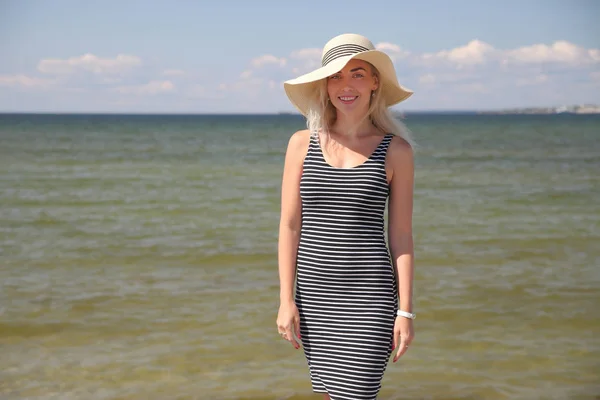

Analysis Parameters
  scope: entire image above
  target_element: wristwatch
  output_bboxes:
[396,310,416,319]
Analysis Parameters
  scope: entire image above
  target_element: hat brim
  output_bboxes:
[284,50,413,116]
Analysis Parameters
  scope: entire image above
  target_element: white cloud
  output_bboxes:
[505,41,598,65]
[251,54,287,68]
[376,42,402,53]
[38,54,142,75]
[163,69,185,76]
[403,39,600,109]
[418,74,436,85]
[290,48,321,60]
[445,40,494,65]
[416,71,476,85]
[114,80,174,95]
[220,52,291,96]
[3,39,599,112]
[215,38,599,110]
[376,42,410,60]
[418,40,495,67]
[0,74,56,88]
[413,40,600,69]
[286,48,321,77]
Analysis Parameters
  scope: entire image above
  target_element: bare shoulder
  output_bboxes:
[388,135,414,170]
[288,129,310,148]
[285,129,311,159]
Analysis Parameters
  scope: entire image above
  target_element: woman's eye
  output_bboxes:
[354,73,364,78]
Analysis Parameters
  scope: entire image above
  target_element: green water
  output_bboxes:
[1,113,599,400]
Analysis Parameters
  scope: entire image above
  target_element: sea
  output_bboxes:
[0,113,599,400]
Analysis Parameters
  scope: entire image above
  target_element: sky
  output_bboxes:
[0,0,599,113]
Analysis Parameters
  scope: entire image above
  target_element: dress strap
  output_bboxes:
[308,132,319,154]
[381,133,394,151]
[369,133,394,166]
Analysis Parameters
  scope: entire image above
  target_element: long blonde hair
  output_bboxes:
[305,62,415,149]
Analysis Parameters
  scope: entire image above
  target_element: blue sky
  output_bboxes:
[1,0,599,113]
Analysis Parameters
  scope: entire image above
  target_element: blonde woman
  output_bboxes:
[276,33,416,400]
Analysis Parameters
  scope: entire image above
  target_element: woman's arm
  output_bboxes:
[276,129,309,348]
[387,136,415,312]
[278,129,309,302]
[387,136,415,361]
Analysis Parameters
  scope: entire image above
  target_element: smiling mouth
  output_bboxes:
[338,96,358,104]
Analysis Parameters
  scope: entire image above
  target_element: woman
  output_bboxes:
[276,33,416,400]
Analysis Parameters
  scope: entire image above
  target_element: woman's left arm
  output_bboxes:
[386,136,415,362]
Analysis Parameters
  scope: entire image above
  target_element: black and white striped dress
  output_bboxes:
[295,132,398,400]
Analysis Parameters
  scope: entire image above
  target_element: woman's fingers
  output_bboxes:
[393,334,412,362]
[392,330,399,353]
[280,325,299,349]
[294,314,301,340]
[276,306,301,349]
[392,317,414,363]
[286,327,300,349]
[393,337,407,362]
[277,324,300,349]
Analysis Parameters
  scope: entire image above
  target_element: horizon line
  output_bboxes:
[1,110,594,116]
[0,110,482,115]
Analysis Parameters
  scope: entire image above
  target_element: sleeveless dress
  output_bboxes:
[295,133,398,400]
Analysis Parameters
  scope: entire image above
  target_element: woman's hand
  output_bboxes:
[392,316,414,362]
[276,300,301,349]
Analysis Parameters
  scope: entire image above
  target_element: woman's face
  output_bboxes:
[326,59,379,116]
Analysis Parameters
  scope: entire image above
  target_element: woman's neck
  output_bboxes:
[330,111,378,138]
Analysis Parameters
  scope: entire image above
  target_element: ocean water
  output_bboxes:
[0,113,599,400]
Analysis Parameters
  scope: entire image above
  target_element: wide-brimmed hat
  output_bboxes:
[283,33,413,116]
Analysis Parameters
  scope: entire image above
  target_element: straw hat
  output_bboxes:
[283,33,413,116]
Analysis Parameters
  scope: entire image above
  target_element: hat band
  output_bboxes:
[321,44,370,66]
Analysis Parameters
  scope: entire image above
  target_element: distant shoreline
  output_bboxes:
[1,106,599,116]
[475,104,600,115]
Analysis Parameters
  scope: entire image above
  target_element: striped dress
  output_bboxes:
[295,132,398,400]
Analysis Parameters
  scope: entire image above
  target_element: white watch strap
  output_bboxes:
[397,310,416,319]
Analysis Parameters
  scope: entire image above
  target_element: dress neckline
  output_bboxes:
[315,133,391,170]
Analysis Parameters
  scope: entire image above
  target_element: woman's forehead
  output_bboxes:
[335,59,371,73]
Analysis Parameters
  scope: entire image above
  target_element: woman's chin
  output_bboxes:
[334,102,369,116]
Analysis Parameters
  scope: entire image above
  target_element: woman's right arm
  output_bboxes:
[276,129,309,348]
